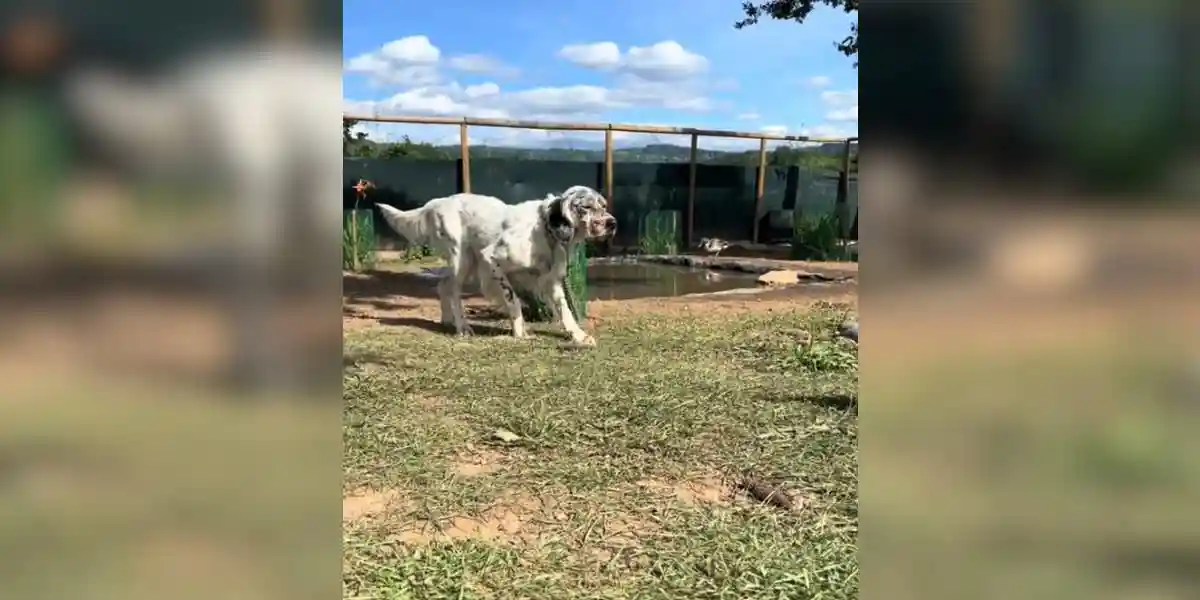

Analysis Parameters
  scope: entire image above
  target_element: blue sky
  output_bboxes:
[343,0,857,149]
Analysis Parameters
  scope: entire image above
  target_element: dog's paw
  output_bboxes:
[570,334,597,348]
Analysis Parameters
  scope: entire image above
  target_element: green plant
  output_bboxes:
[342,210,376,271]
[402,244,434,261]
[793,340,858,373]
[791,211,853,261]
[520,243,588,322]
[565,242,588,319]
[638,210,681,255]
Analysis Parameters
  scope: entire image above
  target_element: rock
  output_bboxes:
[838,321,859,343]
[757,270,799,286]
[491,428,522,443]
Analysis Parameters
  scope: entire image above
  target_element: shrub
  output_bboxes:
[343,210,376,271]
[791,211,854,261]
[638,210,681,255]
[520,243,588,322]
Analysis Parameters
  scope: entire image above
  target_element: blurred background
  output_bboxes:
[861,0,1200,599]
[1,0,1198,597]
[0,0,341,599]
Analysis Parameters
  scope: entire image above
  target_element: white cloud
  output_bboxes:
[806,75,832,88]
[623,41,708,80]
[761,125,788,136]
[558,40,708,81]
[736,112,761,121]
[558,42,622,70]
[797,124,854,143]
[463,82,500,98]
[346,77,717,125]
[820,89,858,122]
[607,75,714,112]
[826,106,858,121]
[377,35,440,63]
[345,35,443,87]
[345,37,735,148]
[501,85,618,116]
[447,54,519,77]
[345,35,515,87]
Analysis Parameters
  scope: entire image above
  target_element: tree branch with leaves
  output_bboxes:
[735,0,858,67]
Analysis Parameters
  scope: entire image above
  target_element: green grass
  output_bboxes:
[520,243,588,322]
[343,305,858,599]
[343,210,378,271]
[791,211,855,262]
[638,210,681,255]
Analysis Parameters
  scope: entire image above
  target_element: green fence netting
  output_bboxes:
[344,158,856,248]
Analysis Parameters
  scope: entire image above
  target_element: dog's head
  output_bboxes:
[545,185,616,244]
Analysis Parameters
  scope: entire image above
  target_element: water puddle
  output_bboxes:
[365,260,768,301]
[586,262,759,300]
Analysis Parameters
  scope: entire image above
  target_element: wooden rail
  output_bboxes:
[344,114,858,244]
[343,114,850,144]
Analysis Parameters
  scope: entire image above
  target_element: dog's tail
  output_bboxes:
[375,203,431,245]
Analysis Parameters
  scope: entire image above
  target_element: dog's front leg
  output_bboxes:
[541,277,594,347]
[485,266,530,339]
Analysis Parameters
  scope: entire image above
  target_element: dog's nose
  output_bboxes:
[603,215,617,231]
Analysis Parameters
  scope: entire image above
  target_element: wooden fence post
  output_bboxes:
[836,138,852,239]
[753,137,768,243]
[459,122,471,193]
[604,126,614,252]
[686,133,698,248]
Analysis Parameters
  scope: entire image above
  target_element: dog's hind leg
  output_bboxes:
[438,248,474,335]
[437,276,455,329]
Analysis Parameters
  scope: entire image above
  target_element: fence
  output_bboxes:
[342,114,858,251]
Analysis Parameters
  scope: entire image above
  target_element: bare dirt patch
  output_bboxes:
[341,268,857,332]
[636,475,735,507]
[450,446,507,477]
[389,491,551,545]
[343,488,408,522]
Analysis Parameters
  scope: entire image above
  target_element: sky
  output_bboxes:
[342,0,858,150]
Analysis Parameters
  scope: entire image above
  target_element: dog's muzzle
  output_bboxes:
[598,215,617,238]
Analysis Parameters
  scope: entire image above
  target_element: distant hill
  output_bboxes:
[343,117,856,169]
[346,139,853,170]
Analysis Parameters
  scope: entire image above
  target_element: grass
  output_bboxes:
[638,210,682,255]
[343,210,378,271]
[519,243,588,322]
[791,212,855,262]
[343,304,858,599]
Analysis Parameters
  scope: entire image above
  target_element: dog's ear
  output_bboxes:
[546,195,575,243]
[560,185,602,218]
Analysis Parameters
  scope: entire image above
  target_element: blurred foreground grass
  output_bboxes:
[0,378,340,600]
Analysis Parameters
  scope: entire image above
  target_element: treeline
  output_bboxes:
[343,119,858,171]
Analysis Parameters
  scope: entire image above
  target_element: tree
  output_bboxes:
[735,0,858,67]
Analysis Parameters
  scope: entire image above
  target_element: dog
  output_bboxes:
[65,46,342,391]
[375,186,616,346]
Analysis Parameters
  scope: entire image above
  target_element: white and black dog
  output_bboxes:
[376,186,616,346]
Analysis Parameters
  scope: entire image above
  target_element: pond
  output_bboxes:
[586,262,759,300]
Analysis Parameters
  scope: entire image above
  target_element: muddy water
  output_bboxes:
[586,263,758,300]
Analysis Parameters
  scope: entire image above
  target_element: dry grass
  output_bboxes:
[342,302,858,599]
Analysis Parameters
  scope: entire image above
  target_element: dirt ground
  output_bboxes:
[343,258,858,331]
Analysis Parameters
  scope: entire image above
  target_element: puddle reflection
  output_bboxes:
[586,263,759,300]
